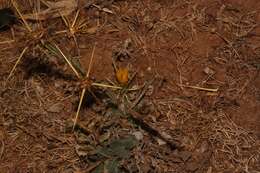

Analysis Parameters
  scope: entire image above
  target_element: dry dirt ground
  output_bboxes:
[0,0,259,172]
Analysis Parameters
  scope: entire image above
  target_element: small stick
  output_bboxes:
[0,140,4,159]
[126,108,180,150]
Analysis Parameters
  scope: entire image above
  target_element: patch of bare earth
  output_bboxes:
[0,0,259,172]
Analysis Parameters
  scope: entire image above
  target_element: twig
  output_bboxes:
[0,140,4,159]
[126,108,180,150]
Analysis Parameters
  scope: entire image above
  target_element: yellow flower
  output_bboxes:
[116,67,129,85]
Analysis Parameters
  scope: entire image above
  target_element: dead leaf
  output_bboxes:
[185,162,199,172]
[97,136,138,158]
[175,151,192,162]
[102,8,113,14]
[47,103,64,113]
[99,131,111,143]
[83,26,99,34]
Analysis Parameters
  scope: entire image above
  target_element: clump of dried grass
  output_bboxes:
[157,97,259,172]
[208,110,259,172]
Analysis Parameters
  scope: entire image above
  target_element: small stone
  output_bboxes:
[146,85,154,96]
[132,131,144,141]
[54,81,63,88]
[196,140,209,154]
[156,138,166,146]
[203,67,215,75]
[207,166,212,173]
[36,85,44,95]
[161,131,172,140]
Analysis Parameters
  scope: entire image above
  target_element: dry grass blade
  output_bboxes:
[23,0,77,20]
[54,44,81,79]
[72,88,86,130]
[11,0,32,32]
[91,82,141,91]
[62,9,87,56]
[91,82,123,89]
[86,43,96,78]
[72,43,96,130]
[6,46,28,81]
[0,40,15,45]
[71,10,80,29]
[60,14,69,28]
[179,84,219,92]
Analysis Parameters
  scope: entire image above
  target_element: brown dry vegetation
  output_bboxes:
[0,0,259,172]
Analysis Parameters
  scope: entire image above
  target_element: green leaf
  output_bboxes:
[91,163,104,173]
[97,136,138,159]
[105,159,119,173]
